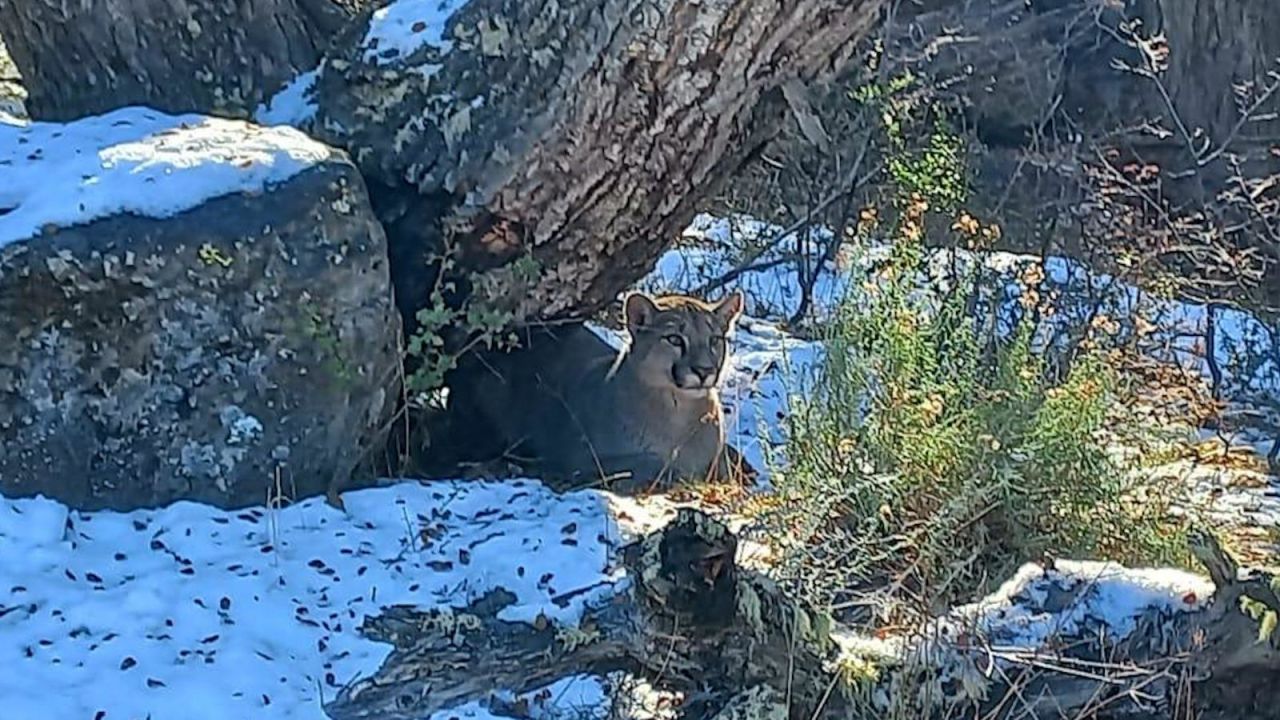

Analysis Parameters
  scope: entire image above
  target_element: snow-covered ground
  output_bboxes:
[3,253,1272,717]
[0,108,330,247]
[950,558,1212,646]
[256,69,321,128]
[832,556,1216,710]
[0,308,809,719]
[0,481,628,719]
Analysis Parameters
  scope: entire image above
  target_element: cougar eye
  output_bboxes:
[664,334,685,349]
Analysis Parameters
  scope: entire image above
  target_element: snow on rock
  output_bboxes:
[255,68,320,128]
[0,481,624,719]
[0,108,396,511]
[0,107,331,247]
[832,558,1216,709]
[362,0,466,65]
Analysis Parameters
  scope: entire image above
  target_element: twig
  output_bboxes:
[693,145,881,297]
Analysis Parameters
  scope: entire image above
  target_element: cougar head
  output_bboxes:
[621,290,745,395]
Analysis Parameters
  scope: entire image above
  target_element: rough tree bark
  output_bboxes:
[311,0,891,329]
[0,0,361,120]
[322,510,1280,720]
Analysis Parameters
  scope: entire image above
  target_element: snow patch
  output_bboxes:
[0,495,69,548]
[950,559,1213,646]
[651,214,848,320]
[0,107,331,247]
[0,480,623,719]
[254,68,320,127]
[433,675,607,720]
[228,415,263,446]
[362,0,466,65]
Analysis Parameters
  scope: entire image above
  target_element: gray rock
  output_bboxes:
[0,160,402,511]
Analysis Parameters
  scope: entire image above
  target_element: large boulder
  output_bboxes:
[0,108,402,511]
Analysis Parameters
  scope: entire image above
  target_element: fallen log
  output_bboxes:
[323,509,1280,720]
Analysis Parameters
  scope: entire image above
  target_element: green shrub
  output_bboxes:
[404,251,540,395]
[754,120,1189,621]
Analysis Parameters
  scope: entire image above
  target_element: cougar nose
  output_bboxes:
[690,365,717,385]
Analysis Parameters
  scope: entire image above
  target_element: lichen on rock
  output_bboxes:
[0,113,401,510]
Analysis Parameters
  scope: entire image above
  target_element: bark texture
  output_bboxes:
[1145,0,1280,146]
[0,0,359,120]
[313,0,890,327]
[323,510,1280,720]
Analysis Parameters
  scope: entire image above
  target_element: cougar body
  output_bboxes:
[450,291,752,490]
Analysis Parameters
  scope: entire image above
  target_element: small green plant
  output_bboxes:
[405,246,540,394]
[1241,593,1279,645]
[766,198,1188,622]
[854,71,966,213]
[299,301,354,384]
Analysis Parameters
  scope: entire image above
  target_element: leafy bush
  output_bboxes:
[751,97,1189,622]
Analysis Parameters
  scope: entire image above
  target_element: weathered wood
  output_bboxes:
[324,508,844,720]
[0,0,360,120]
[312,0,891,328]
[324,510,1280,720]
[320,590,640,718]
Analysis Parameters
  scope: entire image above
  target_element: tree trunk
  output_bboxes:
[0,0,359,120]
[1142,0,1280,146]
[323,510,1280,720]
[311,0,890,328]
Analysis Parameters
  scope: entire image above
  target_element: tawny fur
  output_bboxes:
[449,291,753,491]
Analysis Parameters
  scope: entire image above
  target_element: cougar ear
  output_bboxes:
[624,292,660,330]
[714,290,745,325]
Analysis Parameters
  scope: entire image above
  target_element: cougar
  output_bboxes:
[447,290,754,491]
